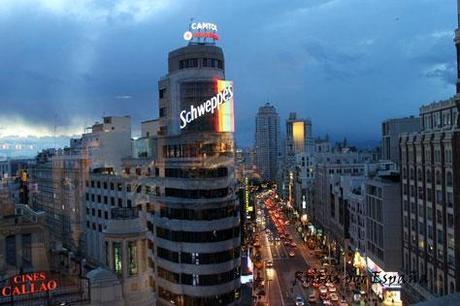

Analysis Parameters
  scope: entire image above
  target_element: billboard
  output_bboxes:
[179,79,234,133]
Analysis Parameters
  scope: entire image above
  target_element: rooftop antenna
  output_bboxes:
[188,17,194,45]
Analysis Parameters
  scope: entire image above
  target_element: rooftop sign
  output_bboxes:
[183,21,220,42]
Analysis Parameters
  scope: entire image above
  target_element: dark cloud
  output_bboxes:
[0,0,457,147]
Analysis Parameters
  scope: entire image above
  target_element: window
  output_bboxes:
[446,171,453,187]
[159,88,166,99]
[427,206,433,221]
[128,241,138,275]
[113,242,122,275]
[179,58,199,69]
[448,214,454,228]
[20,235,32,266]
[6,235,16,266]
[447,192,453,208]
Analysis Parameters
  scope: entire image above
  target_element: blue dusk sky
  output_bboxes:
[0,0,456,148]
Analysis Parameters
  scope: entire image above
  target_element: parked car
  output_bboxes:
[266,260,273,268]
[308,293,317,303]
[319,286,328,294]
[288,250,296,257]
[295,296,305,306]
[330,293,339,302]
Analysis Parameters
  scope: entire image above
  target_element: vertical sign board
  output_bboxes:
[216,80,235,133]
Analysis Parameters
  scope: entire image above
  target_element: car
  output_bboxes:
[288,251,295,257]
[328,286,337,293]
[312,282,320,288]
[308,293,317,303]
[290,242,297,248]
[295,296,305,306]
[319,286,328,294]
[320,292,328,300]
[330,293,339,302]
[266,260,273,268]
[307,268,316,276]
[302,281,309,288]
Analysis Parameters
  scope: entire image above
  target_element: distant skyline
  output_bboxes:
[0,0,456,147]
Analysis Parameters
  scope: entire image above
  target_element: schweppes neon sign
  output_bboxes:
[180,80,234,132]
[1,272,58,297]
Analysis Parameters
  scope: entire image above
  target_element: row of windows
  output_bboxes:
[158,287,240,306]
[401,146,453,164]
[86,194,131,207]
[156,226,240,243]
[165,187,230,199]
[402,168,453,186]
[157,266,239,286]
[86,221,104,232]
[162,143,233,158]
[158,203,238,221]
[157,247,240,265]
[165,167,228,179]
[86,181,159,194]
[86,207,109,219]
[179,58,223,70]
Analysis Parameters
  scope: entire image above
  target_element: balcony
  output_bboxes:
[111,207,139,220]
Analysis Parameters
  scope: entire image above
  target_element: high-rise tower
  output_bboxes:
[149,36,241,305]
[255,103,280,181]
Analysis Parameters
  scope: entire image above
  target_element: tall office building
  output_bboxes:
[255,103,280,181]
[149,41,240,305]
[285,112,313,161]
[400,98,460,303]
[381,116,420,165]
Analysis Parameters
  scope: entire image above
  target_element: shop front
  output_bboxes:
[367,258,402,305]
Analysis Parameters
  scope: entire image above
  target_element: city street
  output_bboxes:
[253,192,381,306]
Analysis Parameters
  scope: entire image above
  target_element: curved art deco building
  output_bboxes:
[149,43,241,306]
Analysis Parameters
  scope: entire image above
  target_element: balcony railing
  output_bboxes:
[111,207,139,220]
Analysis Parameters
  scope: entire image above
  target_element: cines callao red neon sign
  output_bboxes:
[1,272,58,297]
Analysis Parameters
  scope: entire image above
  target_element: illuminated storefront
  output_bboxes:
[367,258,402,304]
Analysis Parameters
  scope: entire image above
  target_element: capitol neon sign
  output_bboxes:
[183,22,220,41]
[180,80,234,132]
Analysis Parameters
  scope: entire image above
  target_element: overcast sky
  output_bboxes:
[0,0,456,147]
